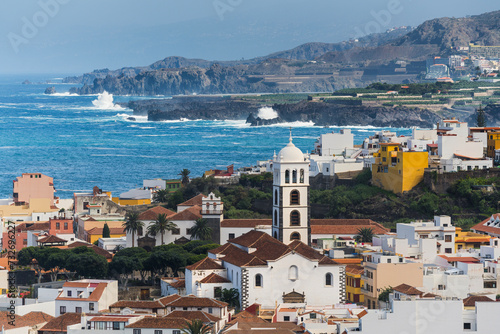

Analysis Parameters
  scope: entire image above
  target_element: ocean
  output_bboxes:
[0,75,412,199]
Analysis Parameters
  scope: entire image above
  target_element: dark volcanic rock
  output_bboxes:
[246,113,283,126]
[44,86,56,95]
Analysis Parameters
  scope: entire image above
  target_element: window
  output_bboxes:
[275,190,278,205]
[137,226,143,236]
[288,265,298,281]
[228,233,235,240]
[154,331,163,334]
[274,231,278,239]
[445,248,452,254]
[290,211,300,226]
[310,313,316,319]
[56,222,60,229]
[83,202,89,209]
[186,228,192,235]
[325,273,333,286]
[284,316,290,321]
[300,169,304,183]
[60,306,66,314]
[96,322,106,330]
[77,290,83,296]
[387,259,391,264]
[290,190,299,205]
[183,307,188,311]
[214,287,222,298]
[290,232,300,241]
[438,285,446,290]
[173,331,181,334]
[64,222,68,230]
[255,274,263,287]
[445,235,452,242]
[89,303,94,310]
[285,170,290,183]
[67,291,72,297]
[114,322,124,330]
[464,323,471,330]
[133,329,141,334]
[208,307,213,314]
[75,307,82,313]
[292,170,297,183]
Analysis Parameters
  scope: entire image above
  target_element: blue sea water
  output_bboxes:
[0,75,412,199]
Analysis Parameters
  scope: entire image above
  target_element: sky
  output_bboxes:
[0,0,499,75]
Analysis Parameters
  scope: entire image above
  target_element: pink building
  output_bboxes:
[13,173,55,206]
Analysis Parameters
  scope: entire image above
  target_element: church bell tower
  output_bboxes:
[272,131,310,245]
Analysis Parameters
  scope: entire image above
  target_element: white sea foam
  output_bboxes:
[263,121,316,128]
[51,92,80,97]
[257,106,278,120]
[92,91,124,110]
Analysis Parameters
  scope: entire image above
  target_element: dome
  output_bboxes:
[278,141,304,162]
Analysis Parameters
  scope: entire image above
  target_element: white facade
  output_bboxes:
[99,236,127,251]
[440,157,492,173]
[55,280,118,316]
[309,156,364,177]
[272,136,310,245]
[396,216,455,254]
[314,129,354,156]
[438,134,484,160]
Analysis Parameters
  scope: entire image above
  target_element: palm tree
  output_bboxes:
[153,189,169,203]
[221,288,240,310]
[123,211,144,247]
[355,227,374,243]
[179,169,191,185]
[190,218,213,241]
[147,213,178,245]
[181,319,212,334]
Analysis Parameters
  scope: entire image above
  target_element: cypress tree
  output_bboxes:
[103,223,111,238]
[477,104,486,127]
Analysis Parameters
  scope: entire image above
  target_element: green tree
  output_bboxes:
[476,104,486,127]
[190,218,213,241]
[109,256,141,287]
[147,213,178,245]
[181,319,212,334]
[153,189,169,203]
[378,286,393,302]
[123,211,144,247]
[103,223,111,238]
[66,247,108,278]
[355,227,374,243]
[179,169,191,185]
[221,288,240,309]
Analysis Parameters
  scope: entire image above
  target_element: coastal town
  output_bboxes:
[3,116,500,334]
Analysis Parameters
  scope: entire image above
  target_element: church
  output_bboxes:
[180,135,346,308]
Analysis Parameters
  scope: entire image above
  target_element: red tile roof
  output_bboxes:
[345,265,364,275]
[138,206,176,221]
[167,280,186,289]
[0,311,54,330]
[66,241,113,259]
[393,283,423,296]
[125,317,188,329]
[199,273,231,284]
[165,311,220,322]
[56,282,107,302]
[86,227,126,235]
[438,255,480,263]
[310,219,389,235]
[230,230,282,248]
[167,295,228,308]
[463,295,495,307]
[168,205,202,221]
[38,235,67,244]
[221,219,272,228]
[39,313,82,332]
[110,300,164,309]
[185,257,224,271]
[178,194,205,207]
[471,214,500,236]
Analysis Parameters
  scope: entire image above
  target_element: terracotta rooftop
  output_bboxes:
[39,313,82,332]
[438,255,480,263]
[158,294,182,306]
[0,311,54,330]
[310,219,389,235]
[86,227,126,235]
[166,310,220,322]
[168,205,202,221]
[463,295,495,307]
[167,295,228,308]
[185,257,224,271]
[393,283,423,296]
[345,265,364,275]
[178,194,205,207]
[168,279,186,289]
[138,206,176,221]
[471,214,500,236]
[199,273,231,284]
[38,235,67,244]
[56,282,107,302]
[66,241,113,259]
[125,317,188,329]
[221,219,272,228]
[110,300,164,309]
[230,230,282,248]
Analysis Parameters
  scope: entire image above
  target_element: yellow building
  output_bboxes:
[346,265,364,304]
[112,197,151,206]
[455,227,491,252]
[486,131,500,159]
[371,143,428,194]
[85,226,126,244]
[0,198,59,222]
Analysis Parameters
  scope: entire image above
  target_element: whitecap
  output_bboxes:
[92,91,125,110]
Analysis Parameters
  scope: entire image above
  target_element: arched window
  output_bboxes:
[292,170,297,183]
[274,210,278,226]
[290,190,299,205]
[290,211,300,226]
[255,274,263,287]
[325,273,333,286]
[274,190,278,205]
[290,232,301,241]
[288,265,298,281]
[300,169,305,183]
[285,170,290,184]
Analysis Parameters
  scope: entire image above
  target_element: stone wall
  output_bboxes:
[423,168,500,194]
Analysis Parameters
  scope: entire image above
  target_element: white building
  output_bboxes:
[183,230,345,309]
[313,129,354,156]
[55,280,118,316]
[396,216,456,254]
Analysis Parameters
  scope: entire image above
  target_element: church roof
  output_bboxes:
[199,273,231,284]
[178,194,205,207]
[138,206,176,221]
[168,205,202,221]
[278,138,305,162]
[212,231,340,268]
[186,257,224,271]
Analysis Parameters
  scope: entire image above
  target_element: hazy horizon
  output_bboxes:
[1,0,499,75]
